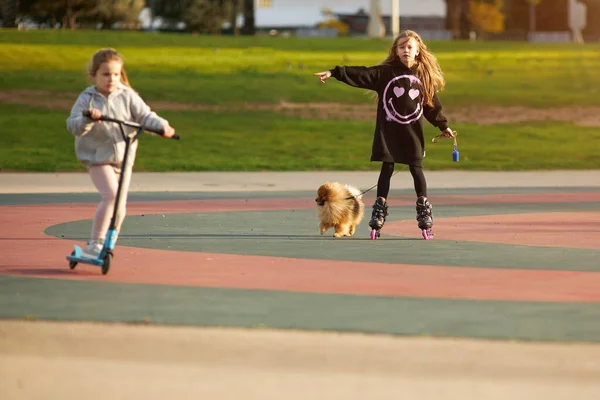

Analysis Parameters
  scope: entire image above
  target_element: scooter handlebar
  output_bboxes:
[83,111,180,140]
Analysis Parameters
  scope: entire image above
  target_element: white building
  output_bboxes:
[256,0,445,28]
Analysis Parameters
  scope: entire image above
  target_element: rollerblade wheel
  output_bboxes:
[421,228,434,240]
[69,251,77,270]
[370,229,380,240]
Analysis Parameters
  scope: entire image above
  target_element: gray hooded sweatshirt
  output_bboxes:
[66,84,168,170]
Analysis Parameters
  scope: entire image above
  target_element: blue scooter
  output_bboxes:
[67,111,180,275]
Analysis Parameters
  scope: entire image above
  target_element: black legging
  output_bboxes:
[376,162,427,199]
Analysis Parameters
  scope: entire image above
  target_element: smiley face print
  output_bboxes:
[382,74,424,125]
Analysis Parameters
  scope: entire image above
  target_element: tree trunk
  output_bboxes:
[445,0,460,38]
[458,0,471,39]
[241,0,254,35]
[231,0,239,36]
[2,0,18,28]
[529,1,536,34]
[62,7,80,30]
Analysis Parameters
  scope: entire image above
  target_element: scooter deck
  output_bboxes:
[66,245,104,267]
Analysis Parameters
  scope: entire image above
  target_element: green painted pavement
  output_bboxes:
[1,275,599,343]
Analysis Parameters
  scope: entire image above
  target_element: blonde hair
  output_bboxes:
[88,48,132,88]
[381,30,445,106]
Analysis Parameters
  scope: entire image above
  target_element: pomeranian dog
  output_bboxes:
[315,181,364,237]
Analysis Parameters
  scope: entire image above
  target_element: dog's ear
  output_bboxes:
[315,185,327,206]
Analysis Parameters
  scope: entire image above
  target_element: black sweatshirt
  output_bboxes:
[330,62,448,167]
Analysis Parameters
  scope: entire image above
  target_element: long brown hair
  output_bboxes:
[88,48,132,88]
[381,30,445,106]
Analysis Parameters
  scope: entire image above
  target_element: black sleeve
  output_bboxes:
[423,93,449,131]
[329,66,382,91]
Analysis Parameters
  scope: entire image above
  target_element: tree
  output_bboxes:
[240,0,254,35]
[445,0,473,39]
[2,0,18,27]
[27,0,142,29]
[230,0,240,35]
[97,0,145,29]
[470,0,505,38]
[503,0,572,33]
[184,0,230,34]
[458,0,472,38]
[29,0,98,29]
[149,0,186,27]
[580,0,600,38]
[151,0,237,33]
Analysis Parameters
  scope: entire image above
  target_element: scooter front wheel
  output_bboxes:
[101,251,113,275]
[69,251,78,270]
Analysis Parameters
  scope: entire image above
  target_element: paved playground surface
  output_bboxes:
[1,171,600,399]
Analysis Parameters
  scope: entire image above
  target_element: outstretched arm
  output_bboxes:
[313,66,382,91]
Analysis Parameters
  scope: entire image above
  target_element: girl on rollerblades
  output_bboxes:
[313,30,455,240]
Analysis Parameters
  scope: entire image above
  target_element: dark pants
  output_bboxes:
[376,162,427,200]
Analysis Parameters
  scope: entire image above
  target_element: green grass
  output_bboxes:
[2,31,600,106]
[2,103,599,172]
[1,29,600,171]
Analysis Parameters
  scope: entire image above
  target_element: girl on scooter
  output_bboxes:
[67,48,176,259]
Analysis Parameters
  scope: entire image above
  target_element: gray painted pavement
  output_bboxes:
[1,170,600,193]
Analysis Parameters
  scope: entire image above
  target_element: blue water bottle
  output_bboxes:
[452,143,459,162]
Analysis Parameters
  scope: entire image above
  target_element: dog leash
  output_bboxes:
[345,166,407,200]
[432,130,459,162]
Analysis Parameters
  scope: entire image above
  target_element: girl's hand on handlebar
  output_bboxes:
[87,108,102,121]
[162,124,176,138]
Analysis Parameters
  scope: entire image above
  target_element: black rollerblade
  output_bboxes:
[369,197,388,240]
[416,196,434,240]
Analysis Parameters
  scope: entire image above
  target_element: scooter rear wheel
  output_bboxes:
[69,251,77,270]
